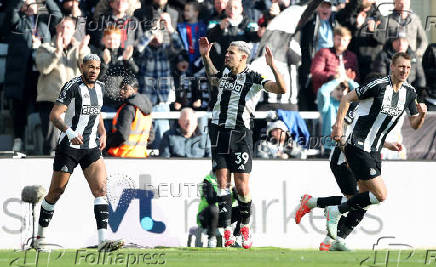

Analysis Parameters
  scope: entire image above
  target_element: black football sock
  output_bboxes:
[316,196,344,208]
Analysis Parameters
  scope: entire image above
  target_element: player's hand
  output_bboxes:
[99,133,106,150]
[71,134,84,145]
[417,102,427,115]
[384,141,403,152]
[123,45,134,60]
[331,123,343,142]
[103,48,111,64]
[265,46,274,67]
[199,37,213,57]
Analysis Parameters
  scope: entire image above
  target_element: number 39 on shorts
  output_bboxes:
[235,152,249,165]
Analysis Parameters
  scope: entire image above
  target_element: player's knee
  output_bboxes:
[92,186,106,197]
[376,191,387,202]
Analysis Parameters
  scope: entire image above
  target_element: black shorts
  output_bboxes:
[330,147,358,196]
[53,145,102,173]
[208,123,253,173]
[344,144,381,181]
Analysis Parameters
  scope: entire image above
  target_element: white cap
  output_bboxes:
[267,120,288,136]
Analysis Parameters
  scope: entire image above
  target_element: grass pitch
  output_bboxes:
[1,247,432,267]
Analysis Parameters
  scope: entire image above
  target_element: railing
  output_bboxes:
[101,111,321,120]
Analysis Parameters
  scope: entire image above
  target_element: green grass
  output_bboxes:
[1,247,433,267]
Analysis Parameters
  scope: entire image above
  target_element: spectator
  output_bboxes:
[4,0,61,152]
[95,26,139,110]
[56,0,87,41]
[377,0,427,57]
[107,77,153,157]
[422,43,436,111]
[203,0,228,29]
[336,0,384,82]
[80,0,101,18]
[36,17,91,155]
[298,0,336,111]
[372,32,426,100]
[177,1,207,74]
[134,0,179,31]
[172,53,204,111]
[89,0,143,49]
[57,0,83,17]
[310,26,358,96]
[207,0,260,71]
[317,78,358,153]
[93,0,140,20]
[253,12,300,111]
[159,107,211,158]
[135,13,185,149]
[255,120,292,159]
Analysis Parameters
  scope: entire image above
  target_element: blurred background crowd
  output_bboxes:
[0,0,435,159]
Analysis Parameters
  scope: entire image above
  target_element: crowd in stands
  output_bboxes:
[0,0,435,158]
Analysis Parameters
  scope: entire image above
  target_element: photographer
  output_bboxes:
[255,120,292,159]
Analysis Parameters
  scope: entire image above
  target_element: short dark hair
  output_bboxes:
[392,52,411,65]
[186,1,200,12]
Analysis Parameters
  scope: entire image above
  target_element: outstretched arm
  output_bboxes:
[263,47,286,94]
[409,102,427,129]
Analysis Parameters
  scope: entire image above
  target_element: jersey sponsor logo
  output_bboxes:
[380,105,402,116]
[238,165,245,170]
[82,105,101,115]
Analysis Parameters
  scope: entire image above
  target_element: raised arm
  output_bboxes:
[409,102,427,129]
[263,47,287,94]
[199,37,218,84]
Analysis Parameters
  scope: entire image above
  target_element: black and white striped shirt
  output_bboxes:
[56,76,104,149]
[348,76,418,152]
[211,66,269,129]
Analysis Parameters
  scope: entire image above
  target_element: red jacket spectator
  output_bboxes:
[311,48,358,94]
[311,26,359,94]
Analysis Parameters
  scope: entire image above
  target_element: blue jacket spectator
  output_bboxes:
[177,1,207,74]
[159,108,211,158]
[317,79,358,151]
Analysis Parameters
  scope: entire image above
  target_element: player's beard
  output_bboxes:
[83,71,96,84]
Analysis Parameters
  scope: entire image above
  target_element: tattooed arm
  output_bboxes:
[199,37,219,86]
[49,103,83,145]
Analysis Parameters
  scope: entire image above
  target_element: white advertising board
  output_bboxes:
[1,158,435,249]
